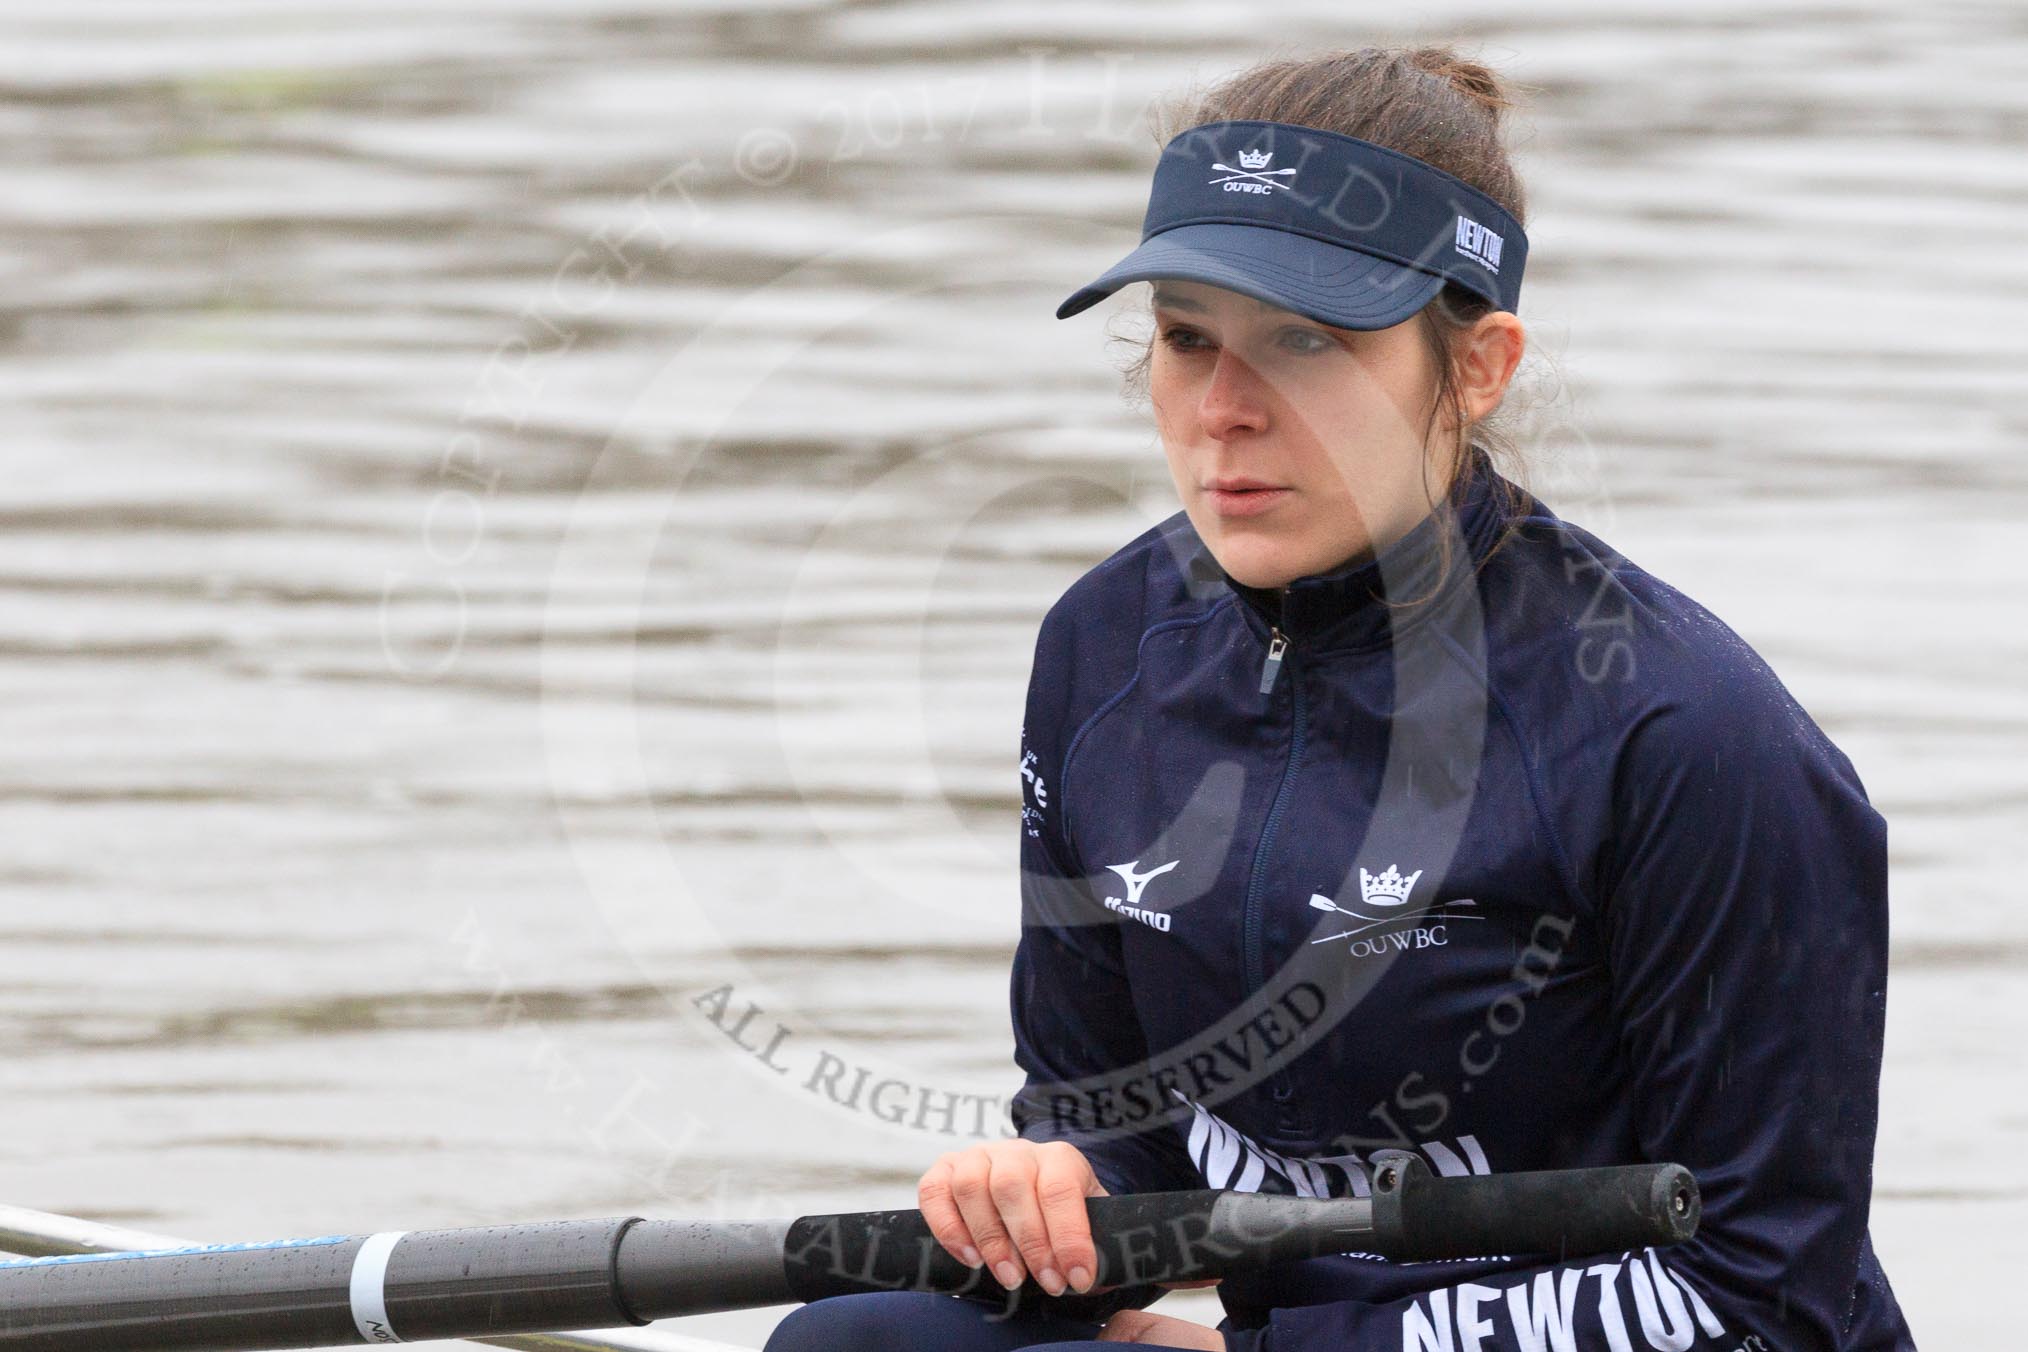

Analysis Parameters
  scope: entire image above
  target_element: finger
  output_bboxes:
[916,1157,982,1268]
[1034,1143,1100,1293]
[950,1152,1024,1290]
[988,1152,1066,1295]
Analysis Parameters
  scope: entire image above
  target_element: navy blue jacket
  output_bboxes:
[1008,449,1913,1350]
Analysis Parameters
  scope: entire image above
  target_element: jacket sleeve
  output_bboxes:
[1223,680,1893,1351]
[1005,608,1200,1199]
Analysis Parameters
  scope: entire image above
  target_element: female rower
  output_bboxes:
[766,42,1913,1352]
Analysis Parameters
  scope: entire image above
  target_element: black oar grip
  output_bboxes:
[780,1190,1223,1321]
[1372,1155,1699,1262]
[779,1160,1699,1322]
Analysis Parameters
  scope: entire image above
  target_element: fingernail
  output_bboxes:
[960,1245,982,1268]
[1068,1265,1091,1292]
[1038,1267,1065,1296]
[994,1260,1021,1289]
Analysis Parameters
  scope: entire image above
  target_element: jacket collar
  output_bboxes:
[1186,446,1514,654]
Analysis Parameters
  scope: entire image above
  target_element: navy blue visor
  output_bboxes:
[1056,119,1527,330]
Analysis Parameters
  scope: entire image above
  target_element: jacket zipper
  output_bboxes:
[1258,627,1288,695]
[1243,619,1306,1105]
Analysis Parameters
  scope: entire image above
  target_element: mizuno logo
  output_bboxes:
[1105,859,1179,905]
[1103,859,1180,933]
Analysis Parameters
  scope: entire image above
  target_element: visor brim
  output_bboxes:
[1055,223,1446,331]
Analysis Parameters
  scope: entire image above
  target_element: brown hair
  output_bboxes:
[1117,44,1537,580]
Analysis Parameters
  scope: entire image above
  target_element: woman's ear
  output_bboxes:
[1458,311,1526,423]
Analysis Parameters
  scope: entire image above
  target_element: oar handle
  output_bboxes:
[778,1157,1699,1321]
[1371,1156,1700,1263]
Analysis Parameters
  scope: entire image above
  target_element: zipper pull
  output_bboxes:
[1258,627,1288,695]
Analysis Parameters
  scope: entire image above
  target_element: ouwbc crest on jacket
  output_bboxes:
[1055,118,1528,330]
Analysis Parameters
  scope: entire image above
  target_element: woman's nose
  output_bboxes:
[1198,347,1269,439]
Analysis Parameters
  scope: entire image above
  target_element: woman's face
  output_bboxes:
[1147,279,1451,591]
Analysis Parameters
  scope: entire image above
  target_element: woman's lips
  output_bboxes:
[1203,484,1292,518]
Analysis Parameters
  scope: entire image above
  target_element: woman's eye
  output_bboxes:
[1279,327,1333,354]
[1160,325,1210,352]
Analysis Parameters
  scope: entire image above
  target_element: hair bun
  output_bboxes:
[1406,47,1515,121]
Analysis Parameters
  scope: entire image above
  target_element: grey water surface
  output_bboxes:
[0,3,2022,1346]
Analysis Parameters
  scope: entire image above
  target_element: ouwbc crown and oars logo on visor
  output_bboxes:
[1209,147,1295,194]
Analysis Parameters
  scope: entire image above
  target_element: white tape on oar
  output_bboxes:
[348,1230,408,1343]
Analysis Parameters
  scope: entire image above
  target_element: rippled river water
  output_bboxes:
[0,3,2022,1346]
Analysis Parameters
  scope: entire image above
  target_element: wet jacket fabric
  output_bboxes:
[1007,449,1914,1351]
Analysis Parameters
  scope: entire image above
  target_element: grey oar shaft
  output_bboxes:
[0,1195,1357,1351]
[0,1204,732,1352]
[0,1218,688,1352]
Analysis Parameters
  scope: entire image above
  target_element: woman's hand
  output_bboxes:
[1097,1309,1227,1347]
[917,1138,1107,1296]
